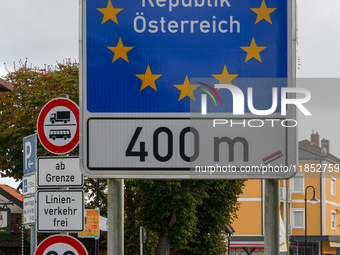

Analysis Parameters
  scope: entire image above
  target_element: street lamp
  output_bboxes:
[305,185,318,255]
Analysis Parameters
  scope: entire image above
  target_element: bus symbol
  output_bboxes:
[49,129,71,140]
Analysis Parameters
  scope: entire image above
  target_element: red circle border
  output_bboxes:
[37,98,79,154]
[34,235,88,255]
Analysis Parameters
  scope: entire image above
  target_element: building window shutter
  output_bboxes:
[331,211,336,230]
[293,175,304,193]
[293,210,304,229]
[331,178,336,197]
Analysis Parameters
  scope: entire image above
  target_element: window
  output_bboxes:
[292,174,304,194]
[331,211,336,230]
[331,177,336,197]
[293,209,304,229]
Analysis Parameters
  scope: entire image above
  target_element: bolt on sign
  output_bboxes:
[80,0,297,179]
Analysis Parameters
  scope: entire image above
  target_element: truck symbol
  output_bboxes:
[50,111,70,124]
[49,129,71,140]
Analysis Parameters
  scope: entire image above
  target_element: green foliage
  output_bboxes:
[178,180,244,254]
[0,59,79,181]
[0,60,245,254]
[0,60,110,245]
[125,179,245,254]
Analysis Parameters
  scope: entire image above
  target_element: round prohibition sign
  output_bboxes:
[37,98,79,154]
[34,235,88,255]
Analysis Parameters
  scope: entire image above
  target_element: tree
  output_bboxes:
[178,180,243,254]
[0,60,245,254]
[0,59,79,181]
[0,58,110,213]
[125,179,244,255]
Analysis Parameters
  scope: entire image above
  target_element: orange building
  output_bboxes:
[230,132,340,255]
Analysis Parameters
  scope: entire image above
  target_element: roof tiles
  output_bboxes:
[0,184,22,202]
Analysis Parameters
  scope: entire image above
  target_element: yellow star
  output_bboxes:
[240,38,267,63]
[212,66,238,90]
[97,0,123,25]
[174,76,200,101]
[250,0,277,24]
[136,65,162,91]
[107,38,133,63]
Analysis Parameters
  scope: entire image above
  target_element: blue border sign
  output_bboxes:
[81,0,296,179]
[85,0,287,113]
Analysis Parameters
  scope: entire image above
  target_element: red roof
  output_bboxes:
[0,184,23,202]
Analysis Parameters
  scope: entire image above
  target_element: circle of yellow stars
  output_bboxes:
[96,0,277,101]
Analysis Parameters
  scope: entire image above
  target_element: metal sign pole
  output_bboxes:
[286,179,289,255]
[30,224,37,255]
[140,227,146,255]
[21,215,24,255]
[264,179,280,254]
[95,179,100,255]
[140,227,142,255]
[108,179,124,255]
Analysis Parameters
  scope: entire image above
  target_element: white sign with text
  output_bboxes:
[23,195,35,225]
[37,157,83,188]
[23,173,36,196]
[37,190,84,232]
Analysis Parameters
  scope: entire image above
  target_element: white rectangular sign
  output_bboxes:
[23,173,36,196]
[37,157,83,188]
[85,117,292,179]
[23,195,35,225]
[37,190,84,232]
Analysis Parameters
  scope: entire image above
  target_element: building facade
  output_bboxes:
[0,184,29,255]
[230,132,340,255]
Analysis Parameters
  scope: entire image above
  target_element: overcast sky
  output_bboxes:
[0,0,339,188]
[296,0,340,158]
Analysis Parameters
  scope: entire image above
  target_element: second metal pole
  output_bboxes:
[264,179,280,254]
[108,179,124,255]
[30,224,37,255]
[95,179,100,255]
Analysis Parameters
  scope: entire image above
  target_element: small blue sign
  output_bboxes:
[86,0,288,113]
[23,134,36,175]
[23,179,28,193]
